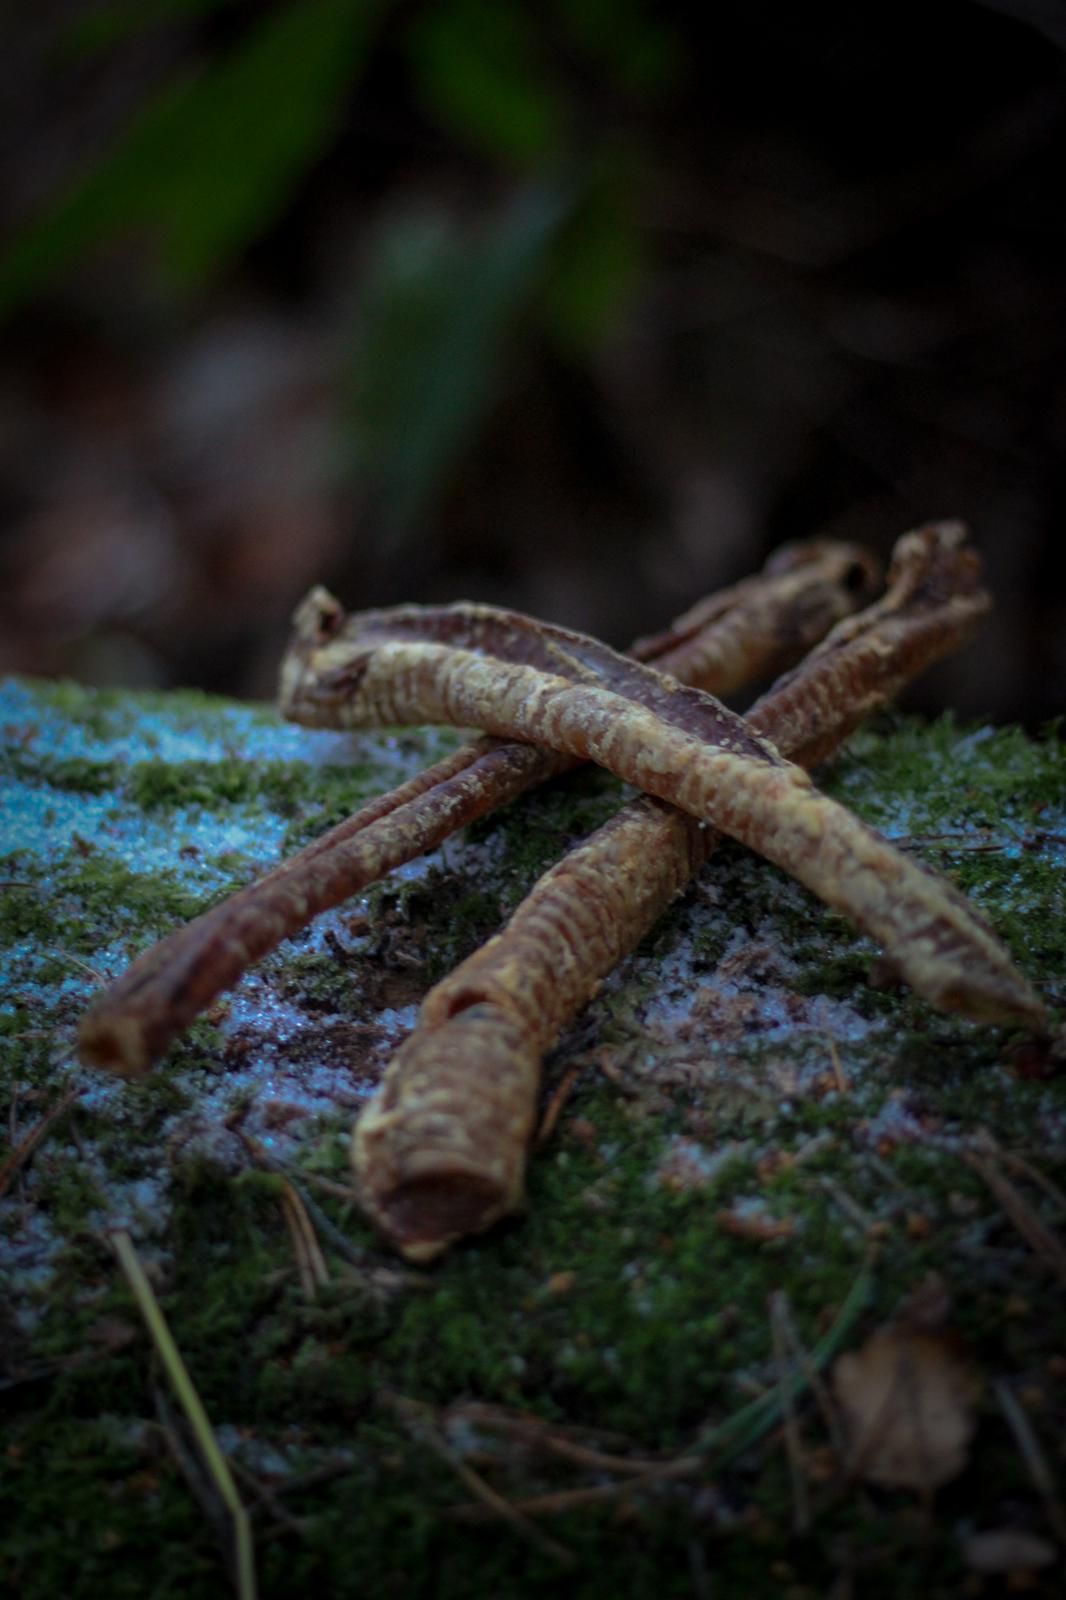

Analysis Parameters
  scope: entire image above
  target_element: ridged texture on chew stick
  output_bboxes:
[80,542,872,1075]
[351,523,1044,1260]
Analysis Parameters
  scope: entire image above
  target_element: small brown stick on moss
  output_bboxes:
[352,524,1043,1260]
[80,541,873,1076]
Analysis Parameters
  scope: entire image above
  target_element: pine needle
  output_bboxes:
[111,1230,257,1600]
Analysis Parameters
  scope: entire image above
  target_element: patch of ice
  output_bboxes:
[0,676,457,772]
[0,775,291,882]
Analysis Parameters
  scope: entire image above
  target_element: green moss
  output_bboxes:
[2,750,121,794]
[124,755,387,820]
[3,682,1066,1600]
[58,855,214,940]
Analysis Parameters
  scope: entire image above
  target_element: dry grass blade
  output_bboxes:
[279,1180,331,1298]
[350,524,1033,1260]
[80,541,870,1076]
[111,1230,257,1600]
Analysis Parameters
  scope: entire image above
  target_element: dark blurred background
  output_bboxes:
[1,0,1064,723]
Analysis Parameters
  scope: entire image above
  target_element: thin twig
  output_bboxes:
[994,1378,1066,1542]
[291,1170,360,1204]
[0,1085,81,1200]
[447,1400,645,1451]
[819,1177,876,1235]
[235,1131,374,1278]
[992,1151,1066,1220]
[828,1038,849,1095]
[446,1406,666,1476]
[42,947,106,984]
[381,1392,573,1563]
[227,1456,311,1541]
[152,1386,234,1548]
[770,1290,811,1532]
[535,1061,585,1147]
[894,830,1066,854]
[964,1153,1066,1288]
[279,1181,330,1298]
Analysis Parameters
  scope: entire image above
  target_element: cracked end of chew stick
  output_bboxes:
[79,542,873,1075]
[351,522,1046,1259]
[353,797,699,1259]
[354,1005,542,1264]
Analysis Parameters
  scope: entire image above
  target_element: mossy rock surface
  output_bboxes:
[1,674,1064,1599]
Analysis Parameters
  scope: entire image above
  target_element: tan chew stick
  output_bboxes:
[350,523,1041,1259]
[80,542,873,1075]
[280,538,1043,1034]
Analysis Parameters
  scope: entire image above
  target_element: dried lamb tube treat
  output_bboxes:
[280,562,1044,1032]
[78,739,561,1075]
[353,521,1038,1259]
[81,542,872,1075]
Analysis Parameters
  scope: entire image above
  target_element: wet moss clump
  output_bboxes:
[1,677,1064,1600]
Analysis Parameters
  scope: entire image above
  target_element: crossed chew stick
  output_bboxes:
[279,524,1044,1261]
[80,540,875,1075]
[278,529,1041,1033]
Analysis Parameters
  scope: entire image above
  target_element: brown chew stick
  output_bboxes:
[346,523,1045,1259]
[80,542,874,1075]
[279,533,1043,1035]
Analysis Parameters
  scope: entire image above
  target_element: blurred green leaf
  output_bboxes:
[540,166,645,352]
[407,0,566,169]
[347,187,573,531]
[554,0,681,97]
[60,0,236,60]
[0,0,384,315]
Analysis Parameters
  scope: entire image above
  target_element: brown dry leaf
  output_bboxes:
[833,1311,982,1490]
